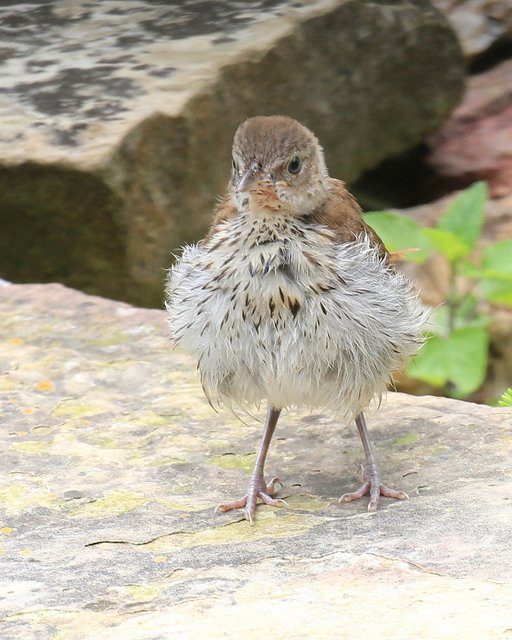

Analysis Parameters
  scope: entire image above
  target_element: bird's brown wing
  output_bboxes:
[311,178,388,260]
[202,195,239,244]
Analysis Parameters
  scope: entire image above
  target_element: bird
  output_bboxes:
[166,115,425,523]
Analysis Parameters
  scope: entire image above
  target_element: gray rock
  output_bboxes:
[0,282,511,639]
[0,1,464,307]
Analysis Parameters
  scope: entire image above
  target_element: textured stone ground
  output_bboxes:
[1,283,511,639]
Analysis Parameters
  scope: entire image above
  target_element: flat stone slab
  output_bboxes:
[1,283,511,639]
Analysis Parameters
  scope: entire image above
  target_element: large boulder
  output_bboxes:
[0,0,464,307]
[0,282,511,639]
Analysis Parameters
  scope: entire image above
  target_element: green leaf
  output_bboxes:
[447,327,489,396]
[475,270,512,281]
[480,280,512,305]
[407,327,489,397]
[482,239,512,274]
[363,211,431,263]
[499,387,512,408]
[422,228,471,261]
[437,182,487,252]
[479,239,512,305]
[459,261,481,278]
[430,297,488,334]
[460,267,512,281]
[455,295,489,328]
[407,333,449,387]
[429,302,490,337]
[429,306,450,336]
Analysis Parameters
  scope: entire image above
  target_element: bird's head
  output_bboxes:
[230,116,330,217]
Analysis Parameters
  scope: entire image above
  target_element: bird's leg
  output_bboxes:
[215,406,287,523]
[339,412,408,512]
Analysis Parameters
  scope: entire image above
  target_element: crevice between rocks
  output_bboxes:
[352,46,512,212]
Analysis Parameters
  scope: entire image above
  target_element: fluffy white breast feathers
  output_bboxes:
[166,214,426,418]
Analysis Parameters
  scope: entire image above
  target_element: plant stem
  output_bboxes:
[446,260,459,334]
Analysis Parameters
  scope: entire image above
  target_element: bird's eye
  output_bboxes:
[288,156,301,175]
[232,158,237,173]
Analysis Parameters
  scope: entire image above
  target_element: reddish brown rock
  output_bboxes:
[427,59,512,198]
[433,0,512,60]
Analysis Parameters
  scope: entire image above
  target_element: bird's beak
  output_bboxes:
[238,165,271,193]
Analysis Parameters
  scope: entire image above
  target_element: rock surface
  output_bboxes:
[427,59,512,197]
[433,0,512,60]
[1,282,511,639]
[0,0,464,307]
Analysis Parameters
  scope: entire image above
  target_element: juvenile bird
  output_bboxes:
[166,115,425,522]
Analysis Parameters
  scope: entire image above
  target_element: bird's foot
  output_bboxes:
[339,463,408,512]
[215,476,287,524]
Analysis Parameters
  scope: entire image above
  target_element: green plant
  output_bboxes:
[499,388,512,407]
[364,182,512,399]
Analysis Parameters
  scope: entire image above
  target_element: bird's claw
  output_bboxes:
[215,476,287,523]
[339,463,408,512]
